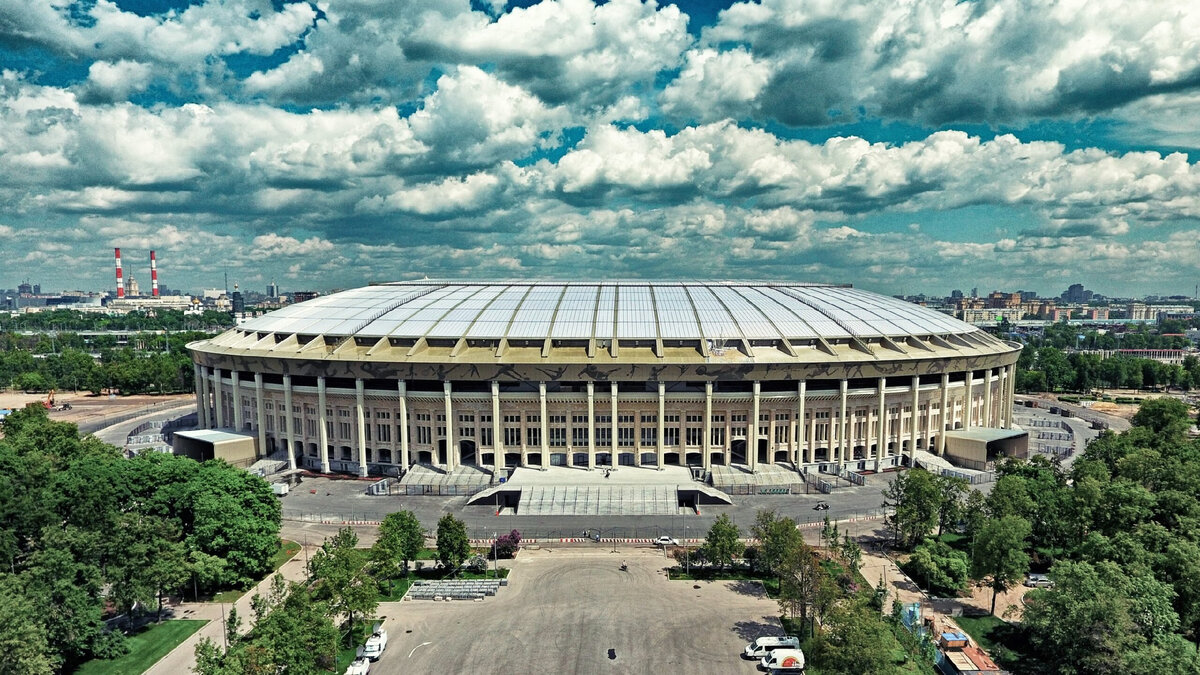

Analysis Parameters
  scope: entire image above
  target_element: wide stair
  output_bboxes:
[517,485,680,516]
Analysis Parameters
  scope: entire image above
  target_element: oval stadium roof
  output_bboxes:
[239,281,978,343]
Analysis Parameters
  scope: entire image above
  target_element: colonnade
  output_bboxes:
[194,365,1017,477]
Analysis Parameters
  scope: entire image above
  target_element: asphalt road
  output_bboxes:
[280,474,894,541]
[369,547,782,675]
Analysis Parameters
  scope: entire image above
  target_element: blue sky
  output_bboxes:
[1,0,1199,298]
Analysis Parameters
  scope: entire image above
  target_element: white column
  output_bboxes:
[231,370,243,431]
[983,368,993,427]
[875,378,885,472]
[657,381,666,470]
[1007,364,1017,427]
[586,381,595,470]
[443,380,456,471]
[490,380,501,475]
[610,382,619,467]
[213,368,225,428]
[938,373,950,456]
[964,371,974,430]
[768,409,777,465]
[318,377,330,473]
[838,379,848,472]
[910,375,920,457]
[799,380,810,465]
[282,374,295,470]
[750,381,760,471]
[807,403,816,465]
[355,378,368,477]
[538,381,548,470]
[254,373,267,462]
[194,364,208,428]
[703,381,713,471]
[566,408,574,468]
[881,387,891,460]
[399,380,410,470]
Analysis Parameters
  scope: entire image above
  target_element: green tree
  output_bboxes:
[882,468,941,550]
[808,600,895,675]
[187,461,282,586]
[372,510,424,593]
[1130,397,1192,439]
[934,474,968,536]
[969,515,1031,615]
[0,577,55,675]
[308,528,378,645]
[703,513,743,571]
[902,538,969,596]
[435,514,471,574]
[752,510,803,578]
[776,540,824,635]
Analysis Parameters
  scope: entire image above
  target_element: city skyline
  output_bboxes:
[1,0,1200,296]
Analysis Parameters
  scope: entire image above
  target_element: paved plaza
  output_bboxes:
[370,547,783,675]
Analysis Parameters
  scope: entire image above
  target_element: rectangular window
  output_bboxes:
[481,427,493,447]
[572,426,589,446]
[686,427,703,446]
[640,414,657,424]
[376,424,391,443]
[617,427,635,447]
[731,414,747,422]
[595,415,611,446]
[711,427,725,445]
[416,426,432,445]
[774,425,788,444]
[339,421,352,439]
[664,414,679,423]
[504,427,522,446]
[572,415,589,425]
[549,427,566,447]
[459,414,475,439]
[686,414,703,424]
[375,411,390,420]
[265,415,274,432]
[663,427,679,446]
[305,419,317,436]
[293,417,301,436]
[527,427,540,446]
[640,426,657,446]
[365,424,371,442]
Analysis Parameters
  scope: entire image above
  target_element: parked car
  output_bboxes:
[812,501,829,511]
[655,536,679,547]
[363,624,388,661]
[345,656,370,675]
[761,648,806,672]
[1025,573,1053,588]
[744,635,801,658]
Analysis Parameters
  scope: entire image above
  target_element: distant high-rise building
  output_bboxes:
[950,289,964,300]
[32,284,40,295]
[231,284,244,314]
[1061,283,1091,304]
[17,281,31,294]
[291,291,320,304]
[268,280,279,299]
[970,287,978,298]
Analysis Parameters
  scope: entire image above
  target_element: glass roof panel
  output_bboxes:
[594,286,616,339]
[616,286,657,339]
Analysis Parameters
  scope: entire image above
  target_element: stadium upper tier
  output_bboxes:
[201,281,1013,365]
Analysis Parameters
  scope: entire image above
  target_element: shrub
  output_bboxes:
[494,529,522,559]
[466,555,487,573]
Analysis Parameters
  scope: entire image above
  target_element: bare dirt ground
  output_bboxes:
[0,391,193,426]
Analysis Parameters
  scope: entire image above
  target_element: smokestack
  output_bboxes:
[150,250,159,297]
[114,248,125,298]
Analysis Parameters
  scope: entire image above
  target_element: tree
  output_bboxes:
[308,528,378,643]
[186,461,282,587]
[371,510,424,593]
[902,538,969,596]
[969,515,1031,615]
[838,534,862,574]
[751,510,803,578]
[777,541,824,635]
[494,530,522,559]
[807,600,895,675]
[881,468,941,550]
[435,514,471,574]
[934,474,968,536]
[703,514,743,571]
[0,577,55,675]
[1130,397,1192,440]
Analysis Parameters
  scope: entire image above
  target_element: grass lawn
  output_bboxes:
[71,620,208,675]
[666,568,779,596]
[936,532,969,552]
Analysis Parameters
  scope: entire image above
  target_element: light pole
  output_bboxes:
[492,532,498,579]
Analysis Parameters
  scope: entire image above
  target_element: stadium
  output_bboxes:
[187,281,1021,481]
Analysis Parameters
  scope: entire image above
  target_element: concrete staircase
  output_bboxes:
[517,485,680,516]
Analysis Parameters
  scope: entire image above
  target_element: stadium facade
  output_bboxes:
[187,281,1021,477]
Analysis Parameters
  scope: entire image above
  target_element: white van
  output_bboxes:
[760,648,806,672]
[743,635,801,658]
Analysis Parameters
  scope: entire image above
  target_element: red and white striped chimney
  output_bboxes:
[150,250,159,297]
[114,247,125,298]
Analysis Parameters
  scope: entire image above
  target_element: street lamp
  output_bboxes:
[492,532,498,579]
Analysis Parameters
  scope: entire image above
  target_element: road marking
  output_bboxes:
[409,642,432,658]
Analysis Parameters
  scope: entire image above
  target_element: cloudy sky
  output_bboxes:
[2,0,1199,298]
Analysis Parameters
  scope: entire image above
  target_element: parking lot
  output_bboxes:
[369,547,784,675]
